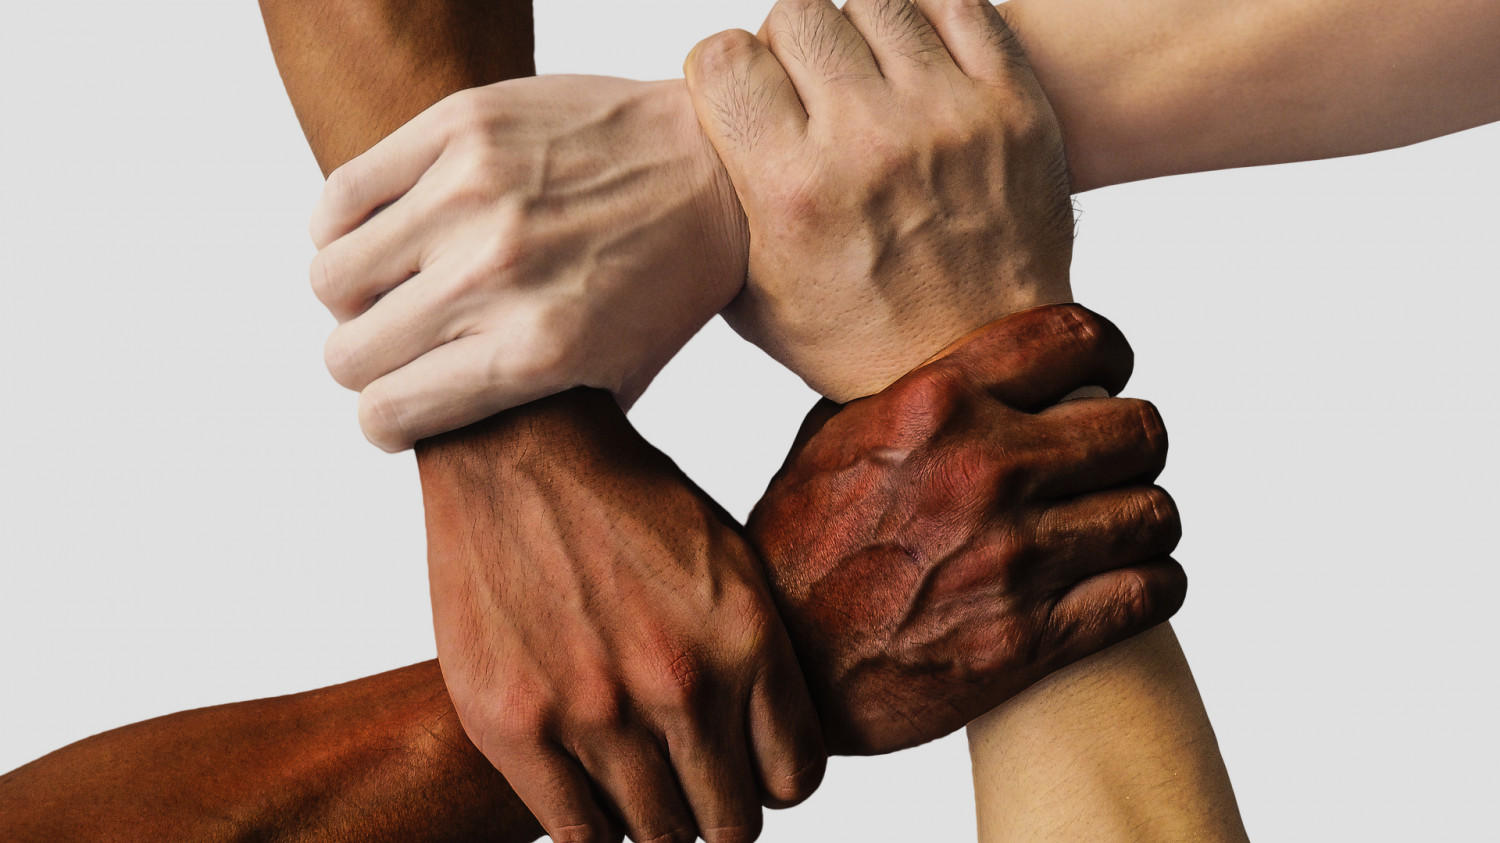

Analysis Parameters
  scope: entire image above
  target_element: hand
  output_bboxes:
[746,305,1187,754]
[418,389,824,843]
[685,0,1075,400]
[309,76,745,451]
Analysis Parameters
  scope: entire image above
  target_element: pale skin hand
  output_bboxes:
[683,1,1246,839]
[304,0,1499,446]
[309,76,744,452]
[686,0,1075,401]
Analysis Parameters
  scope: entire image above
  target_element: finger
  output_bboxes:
[574,734,698,843]
[357,333,572,452]
[1026,397,1168,497]
[926,304,1135,408]
[500,747,621,843]
[747,641,826,809]
[309,92,473,248]
[321,259,476,391]
[914,0,1030,83]
[685,29,808,164]
[309,179,450,322]
[760,0,881,111]
[842,0,957,80]
[1028,485,1182,590]
[1045,557,1188,666]
[664,706,764,843]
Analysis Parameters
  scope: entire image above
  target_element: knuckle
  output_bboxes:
[1049,303,1103,353]
[549,823,612,843]
[321,328,364,390]
[503,308,578,387]
[927,440,1003,506]
[1111,568,1153,628]
[461,690,552,755]
[308,249,349,311]
[765,752,826,807]
[568,683,628,734]
[691,28,759,76]
[702,820,763,843]
[893,365,967,424]
[643,643,711,710]
[475,222,527,280]
[1138,486,1183,548]
[356,384,409,452]
[639,826,697,843]
[1136,399,1168,454]
[436,87,490,134]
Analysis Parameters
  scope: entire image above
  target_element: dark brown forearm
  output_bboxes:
[0,662,541,843]
[258,0,534,175]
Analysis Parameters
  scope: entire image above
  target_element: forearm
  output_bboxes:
[969,626,1247,842]
[258,0,534,174]
[1003,0,1500,191]
[0,662,542,843]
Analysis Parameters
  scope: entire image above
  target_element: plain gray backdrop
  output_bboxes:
[1,1,1496,840]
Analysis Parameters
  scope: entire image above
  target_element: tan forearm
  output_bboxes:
[1003,0,1500,191]
[969,626,1248,842]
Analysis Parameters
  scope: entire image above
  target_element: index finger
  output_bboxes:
[924,303,1135,409]
[308,89,465,248]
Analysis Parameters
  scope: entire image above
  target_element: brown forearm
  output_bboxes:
[253,0,553,836]
[0,662,542,843]
[258,0,534,175]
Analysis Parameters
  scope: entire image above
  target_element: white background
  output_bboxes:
[1,1,1496,840]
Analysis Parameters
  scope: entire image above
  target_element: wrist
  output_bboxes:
[658,77,750,307]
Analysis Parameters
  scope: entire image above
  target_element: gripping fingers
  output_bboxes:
[747,644,826,808]
[1029,486,1183,589]
[1046,557,1189,666]
[356,333,574,452]
[309,92,469,248]
[321,263,471,392]
[932,305,1135,409]
[842,0,955,79]
[574,735,698,843]
[686,29,808,164]
[308,176,450,322]
[914,0,1029,83]
[664,710,765,843]
[499,747,621,843]
[1028,397,1169,497]
[761,0,881,110]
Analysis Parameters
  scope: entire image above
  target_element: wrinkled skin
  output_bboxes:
[748,304,1188,754]
[687,0,1077,400]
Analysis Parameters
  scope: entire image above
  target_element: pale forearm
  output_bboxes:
[1004,0,1500,191]
[969,626,1247,842]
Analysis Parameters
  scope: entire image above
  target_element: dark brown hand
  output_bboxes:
[747,304,1187,754]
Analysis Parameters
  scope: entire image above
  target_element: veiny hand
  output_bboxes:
[685,0,1076,401]
[418,389,824,843]
[747,305,1187,754]
[309,76,746,451]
